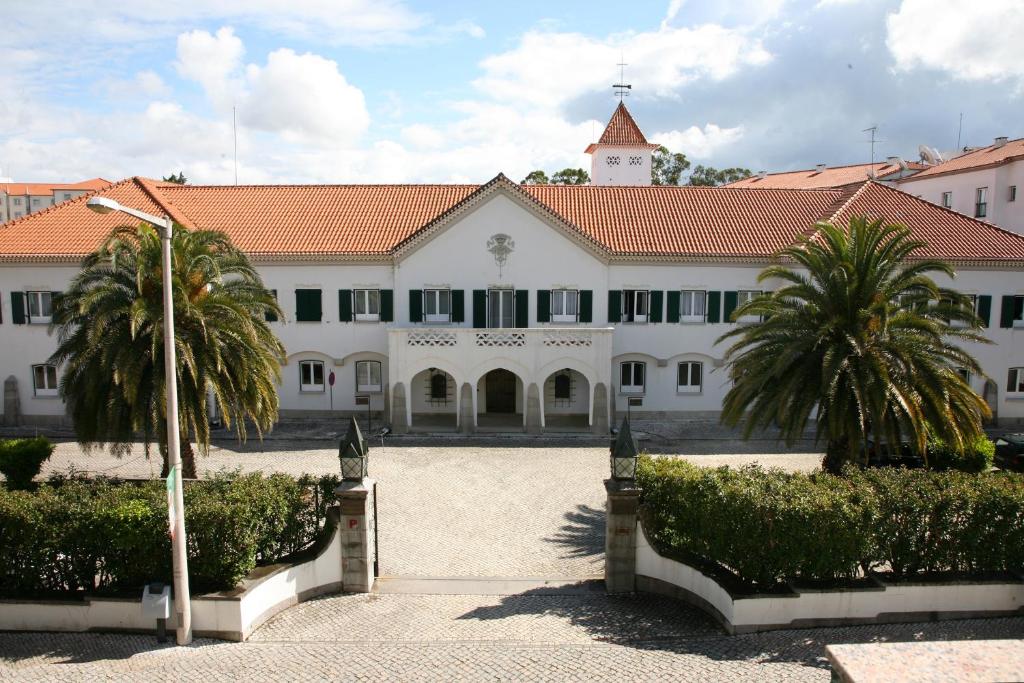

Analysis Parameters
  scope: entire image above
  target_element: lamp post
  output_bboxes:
[87,196,192,645]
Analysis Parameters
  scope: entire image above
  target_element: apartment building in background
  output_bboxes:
[0,178,112,224]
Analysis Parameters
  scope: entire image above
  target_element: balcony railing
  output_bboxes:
[400,327,607,349]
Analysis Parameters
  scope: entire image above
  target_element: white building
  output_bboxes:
[897,137,1023,235]
[1,106,1023,432]
[0,179,112,224]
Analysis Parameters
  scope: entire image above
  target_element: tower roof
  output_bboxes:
[585,102,659,153]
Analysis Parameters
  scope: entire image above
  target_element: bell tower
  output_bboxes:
[585,102,658,186]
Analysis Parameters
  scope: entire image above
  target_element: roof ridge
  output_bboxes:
[160,182,483,190]
[133,177,196,229]
[824,180,873,224]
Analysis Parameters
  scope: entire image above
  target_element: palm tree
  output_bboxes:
[718,216,991,474]
[50,223,285,478]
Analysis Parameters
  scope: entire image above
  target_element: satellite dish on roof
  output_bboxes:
[918,145,943,165]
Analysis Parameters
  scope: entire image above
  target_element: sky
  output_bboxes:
[0,0,1021,185]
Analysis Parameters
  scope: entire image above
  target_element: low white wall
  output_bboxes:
[0,516,345,642]
[635,521,1024,633]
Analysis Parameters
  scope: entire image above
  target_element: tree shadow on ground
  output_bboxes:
[456,587,1024,668]
[0,633,223,664]
[543,504,604,560]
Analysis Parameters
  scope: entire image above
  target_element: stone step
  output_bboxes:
[373,575,605,596]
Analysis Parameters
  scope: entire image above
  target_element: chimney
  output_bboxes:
[815,163,826,173]
[886,156,900,165]
[757,170,767,179]
[994,136,1008,148]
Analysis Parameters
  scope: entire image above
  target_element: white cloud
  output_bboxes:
[401,124,445,150]
[474,24,771,110]
[242,49,369,146]
[886,0,1024,85]
[653,124,746,159]
[174,27,245,107]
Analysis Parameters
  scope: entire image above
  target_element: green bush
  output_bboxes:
[0,437,55,489]
[637,455,1024,589]
[927,433,995,473]
[0,473,340,597]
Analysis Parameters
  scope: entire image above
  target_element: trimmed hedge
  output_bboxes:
[0,473,340,596]
[927,433,995,473]
[637,456,1024,589]
[0,437,55,489]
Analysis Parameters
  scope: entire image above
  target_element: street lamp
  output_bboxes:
[87,196,192,645]
[610,416,639,480]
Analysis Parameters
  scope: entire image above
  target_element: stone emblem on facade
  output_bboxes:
[486,233,514,276]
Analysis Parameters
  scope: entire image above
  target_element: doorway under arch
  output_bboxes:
[543,368,591,432]
[477,368,524,431]
[409,367,457,432]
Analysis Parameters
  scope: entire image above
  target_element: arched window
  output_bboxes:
[554,373,571,400]
[430,372,448,400]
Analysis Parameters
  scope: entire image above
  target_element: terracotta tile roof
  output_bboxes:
[0,178,112,196]
[898,138,1024,182]
[827,182,1024,261]
[726,163,915,189]
[0,176,1021,263]
[585,102,659,153]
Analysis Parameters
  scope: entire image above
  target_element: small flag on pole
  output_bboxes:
[166,465,176,538]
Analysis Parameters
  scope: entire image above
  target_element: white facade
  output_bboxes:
[588,145,653,187]
[2,183,1023,431]
[898,156,1023,234]
[0,185,104,224]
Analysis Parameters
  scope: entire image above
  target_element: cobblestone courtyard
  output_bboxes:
[6,434,1021,679]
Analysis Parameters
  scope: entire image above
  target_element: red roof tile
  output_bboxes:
[726,163,913,189]
[0,176,1021,263]
[585,102,659,152]
[899,138,1024,182]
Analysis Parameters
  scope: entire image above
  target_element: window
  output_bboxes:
[735,290,761,323]
[941,191,952,209]
[12,197,22,206]
[430,372,448,401]
[620,361,645,394]
[31,197,40,206]
[32,364,58,397]
[26,291,53,323]
[1009,368,1024,394]
[943,294,977,328]
[956,368,972,384]
[353,289,380,321]
[677,362,703,394]
[622,290,649,323]
[628,156,643,166]
[424,289,451,323]
[63,193,72,201]
[299,360,325,392]
[554,373,571,400]
[1010,186,1017,202]
[551,289,578,323]
[355,360,382,392]
[488,289,514,328]
[679,290,706,323]
[606,156,621,166]
[975,187,988,218]
[1012,295,1024,328]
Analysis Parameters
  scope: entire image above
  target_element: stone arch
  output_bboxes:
[539,366,592,430]
[407,366,460,432]
[467,357,533,388]
[338,350,388,366]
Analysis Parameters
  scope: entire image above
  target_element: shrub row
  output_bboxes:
[927,433,995,473]
[637,456,1024,589]
[0,437,55,489]
[0,473,340,596]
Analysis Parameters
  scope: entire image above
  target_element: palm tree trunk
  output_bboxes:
[180,436,198,480]
[822,438,849,475]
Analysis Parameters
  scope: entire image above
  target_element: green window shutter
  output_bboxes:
[579,290,593,323]
[537,290,551,323]
[472,290,487,328]
[11,291,26,325]
[977,295,992,328]
[1000,295,1015,328]
[295,289,322,322]
[515,289,529,328]
[451,290,465,323]
[380,289,394,322]
[265,289,278,322]
[666,291,680,323]
[608,290,622,323]
[649,290,664,323]
[706,291,721,323]
[723,291,738,322]
[409,289,423,323]
[338,289,353,322]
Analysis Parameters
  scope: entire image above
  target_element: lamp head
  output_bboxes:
[86,196,121,215]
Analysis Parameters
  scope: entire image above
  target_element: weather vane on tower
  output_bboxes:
[613,55,631,102]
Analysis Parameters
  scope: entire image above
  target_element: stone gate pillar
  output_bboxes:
[591,382,609,435]
[2,376,21,427]
[335,478,376,593]
[604,478,640,593]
